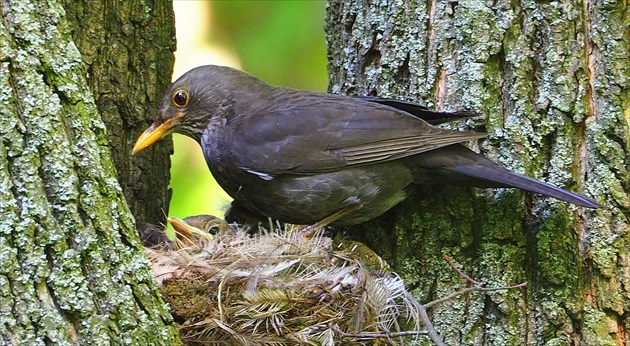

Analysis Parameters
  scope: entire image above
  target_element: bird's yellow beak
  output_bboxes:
[167,216,205,237]
[167,216,214,245]
[132,112,184,154]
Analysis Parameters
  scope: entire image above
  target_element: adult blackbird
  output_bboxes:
[133,65,600,226]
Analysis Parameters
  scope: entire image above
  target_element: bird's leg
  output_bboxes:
[299,203,363,237]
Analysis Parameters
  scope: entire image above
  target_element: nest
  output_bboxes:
[145,217,424,345]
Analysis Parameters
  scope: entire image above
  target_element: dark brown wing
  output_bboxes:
[227,92,485,176]
[355,95,478,125]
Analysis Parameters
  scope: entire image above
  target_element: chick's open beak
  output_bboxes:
[132,112,184,154]
[167,216,209,240]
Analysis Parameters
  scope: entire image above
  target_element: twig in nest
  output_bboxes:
[331,323,429,339]
[404,292,446,346]
[424,282,527,310]
[443,254,481,286]
[423,255,527,309]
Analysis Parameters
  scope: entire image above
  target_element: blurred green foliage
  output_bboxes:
[168,1,328,221]
[210,1,328,90]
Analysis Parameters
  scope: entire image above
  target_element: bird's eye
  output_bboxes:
[172,90,189,107]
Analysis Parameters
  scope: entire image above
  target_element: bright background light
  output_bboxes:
[168,1,328,221]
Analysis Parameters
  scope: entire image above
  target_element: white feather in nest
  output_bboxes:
[145,216,424,345]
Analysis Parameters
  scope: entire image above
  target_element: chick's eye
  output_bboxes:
[172,90,189,107]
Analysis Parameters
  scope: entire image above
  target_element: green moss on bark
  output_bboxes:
[0,0,179,344]
[327,0,629,344]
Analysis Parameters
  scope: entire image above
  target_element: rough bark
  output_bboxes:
[63,0,176,227]
[326,0,629,345]
[0,1,178,344]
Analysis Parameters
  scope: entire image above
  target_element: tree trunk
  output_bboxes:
[63,0,176,227]
[326,0,629,345]
[0,0,178,344]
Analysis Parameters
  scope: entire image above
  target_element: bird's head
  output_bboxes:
[132,65,260,154]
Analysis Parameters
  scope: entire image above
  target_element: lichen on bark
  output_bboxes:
[326,0,629,344]
[0,0,178,344]
[62,0,176,228]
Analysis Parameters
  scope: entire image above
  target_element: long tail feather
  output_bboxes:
[449,164,601,208]
[411,144,602,208]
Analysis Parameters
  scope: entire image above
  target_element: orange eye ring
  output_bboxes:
[172,90,189,108]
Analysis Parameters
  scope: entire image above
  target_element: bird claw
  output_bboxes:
[297,204,364,238]
[298,224,321,238]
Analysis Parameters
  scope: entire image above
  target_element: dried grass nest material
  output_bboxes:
[146,217,425,345]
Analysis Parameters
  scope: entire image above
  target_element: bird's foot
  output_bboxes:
[298,204,363,238]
